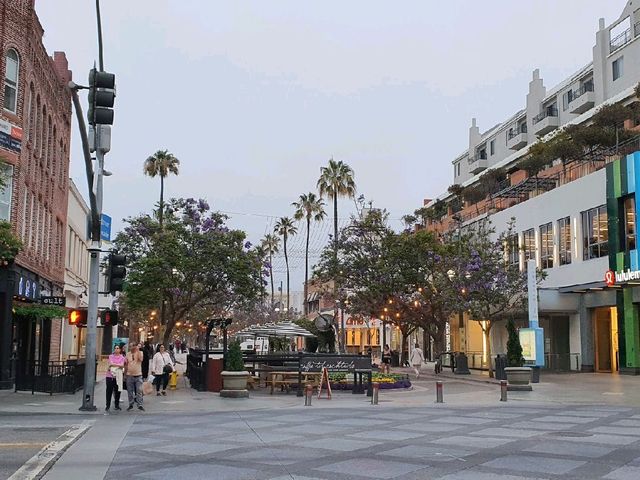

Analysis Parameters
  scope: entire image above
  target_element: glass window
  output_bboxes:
[523,228,536,268]
[4,49,18,112]
[0,163,13,221]
[623,196,636,252]
[613,57,624,81]
[490,140,495,156]
[540,222,554,269]
[582,205,608,260]
[558,217,572,265]
[506,234,519,269]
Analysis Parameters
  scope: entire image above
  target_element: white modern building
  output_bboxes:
[422,1,640,374]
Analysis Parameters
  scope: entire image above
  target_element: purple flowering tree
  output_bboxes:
[115,198,266,344]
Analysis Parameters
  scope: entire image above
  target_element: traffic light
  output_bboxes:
[106,253,127,293]
[87,68,115,125]
[68,308,88,327]
[101,309,119,327]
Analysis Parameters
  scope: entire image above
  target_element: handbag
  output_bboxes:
[142,380,154,395]
[161,353,173,374]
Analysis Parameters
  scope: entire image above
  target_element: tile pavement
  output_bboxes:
[105,405,640,479]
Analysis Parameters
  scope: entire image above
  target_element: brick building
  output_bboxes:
[0,0,72,389]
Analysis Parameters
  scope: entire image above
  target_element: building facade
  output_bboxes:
[422,1,640,374]
[0,0,72,388]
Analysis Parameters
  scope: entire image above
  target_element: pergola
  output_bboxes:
[235,321,315,339]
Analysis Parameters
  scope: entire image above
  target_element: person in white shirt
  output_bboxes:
[152,344,174,396]
[410,343,425,378]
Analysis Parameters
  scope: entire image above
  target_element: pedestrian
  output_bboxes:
[410,343,425,378]
[180,340,187,353]
[174,338,181,355]
[106,344,126,412]
[125,343,145,411]
[141,340,153,380]
[381,344,392,374]
[152,344,174,396]
[168,344,177,364]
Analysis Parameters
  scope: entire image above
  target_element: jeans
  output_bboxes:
[105,377,121,409]
[126,375,143,406]
[155,372,169,392]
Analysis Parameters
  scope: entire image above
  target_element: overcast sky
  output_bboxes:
[36,0,625,291]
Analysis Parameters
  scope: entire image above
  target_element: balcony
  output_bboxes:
[568,83,595,115]
[506,129,527,151]
[468,153,488,174]
[532,107,559,136]
[610,27,632,53]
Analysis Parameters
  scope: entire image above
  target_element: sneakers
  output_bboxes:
[161,391,166,396]
[156,392,161,396]
[114,405,121,411]
[105,406,110,412]
[138,406,145,411]
[127,405,133,411]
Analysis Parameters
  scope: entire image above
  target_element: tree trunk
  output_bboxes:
[159,174,165,227]
[482,321,495,378]
[284,235,289,314]
[304,217,310,316]
[269,250,274,308]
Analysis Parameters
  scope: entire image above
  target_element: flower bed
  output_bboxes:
[327,372,411,390]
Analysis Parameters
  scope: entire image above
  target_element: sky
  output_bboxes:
[35,0,626,292]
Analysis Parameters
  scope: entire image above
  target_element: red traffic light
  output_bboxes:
[101,309,119,327]
[68,309,88,326]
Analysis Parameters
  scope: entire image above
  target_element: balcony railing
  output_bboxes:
[610,27,632,53]
[532,107,558,125]
[468,153,487,164]
[568,82,594,103]
[507,128,526,140]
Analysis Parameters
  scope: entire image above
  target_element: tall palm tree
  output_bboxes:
[317,158,356,251]
[273,217,297,312]
[143,150,180,227]
[261,233,280,307]
[293,193,326,315]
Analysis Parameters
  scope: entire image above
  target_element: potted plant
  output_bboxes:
[504,319,532,391]
[220,340,249,398]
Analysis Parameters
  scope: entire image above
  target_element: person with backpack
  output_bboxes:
[151,344,174,396]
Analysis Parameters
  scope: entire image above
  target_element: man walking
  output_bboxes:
[126,343,145,411]
[410,343,425,379]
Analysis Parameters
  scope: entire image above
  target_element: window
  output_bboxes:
[558,216,572,265]
[0,163,13,221]
[506,234,519,269]
[613,57,624,81]
[582,205,608,260]
[490,140,495,156]
[4,49,18,113]
[622,196,636,252]
[523,228,536,268]
[540,222,554,269]
[455,162,461,177]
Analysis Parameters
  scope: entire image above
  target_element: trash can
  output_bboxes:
[169,371,178,390]
[454,353,470,375]
[206,358,223,392]
[531,365,541,383]
[391,351,400,367]
[494,355,507,380]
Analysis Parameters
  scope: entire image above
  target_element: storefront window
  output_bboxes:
[558,216,572,265]
[623,196,636,252]
[582,205,608,260]
[540,222,553,269]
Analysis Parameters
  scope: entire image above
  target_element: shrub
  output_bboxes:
[506,319,524,367]
[225,340,245,371]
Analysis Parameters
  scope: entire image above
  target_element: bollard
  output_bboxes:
[371,382,379,405]
[169,371,178,390]
[500,380,508,402]
[304,384,313,406]
[435,380,444,403]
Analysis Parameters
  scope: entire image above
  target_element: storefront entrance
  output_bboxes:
[594,307,619,372]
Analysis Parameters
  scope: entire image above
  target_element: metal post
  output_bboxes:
[80,127,103,412]
[304,384,313,406]
[500,380,508,402]
[435,380,444,403]
[371,382,379,405]
[340,306,346,354]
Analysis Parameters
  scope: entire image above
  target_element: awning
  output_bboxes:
[235,321,315,339]
[307,291,319,302]
[558,281,618,294]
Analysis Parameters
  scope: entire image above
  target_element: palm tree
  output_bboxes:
[273,217,297,313]
[261,234,280,307]
[143,150,180,227]
[317,158,356,250]
[293,193,326,315]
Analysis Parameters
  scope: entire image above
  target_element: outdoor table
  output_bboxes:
[269,371,322,394]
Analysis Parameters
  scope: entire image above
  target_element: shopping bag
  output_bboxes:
[142,380,154,395]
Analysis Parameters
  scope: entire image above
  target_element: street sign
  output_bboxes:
[100,214,112,241]
[41,296,66,306]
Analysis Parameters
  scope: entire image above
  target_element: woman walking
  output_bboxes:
[381,345,392,374]
[410,343,425,379]
[106,344,126,412]
[152,344,174,396]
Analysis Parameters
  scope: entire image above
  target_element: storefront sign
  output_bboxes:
[605,268,640,286]
[300,355,372,372]
[41,296,66,306]
[14,274,39,301]
[0,119,22,153]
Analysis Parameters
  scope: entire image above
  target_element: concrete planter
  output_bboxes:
[504,367,532,391]
[220,371,249,398]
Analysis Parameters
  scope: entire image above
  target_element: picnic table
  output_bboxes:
[269,371,322,394]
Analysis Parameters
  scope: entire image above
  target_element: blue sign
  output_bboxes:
[101,214,112,241]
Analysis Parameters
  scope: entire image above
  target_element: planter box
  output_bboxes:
[220,371,249,398]
[504,367,532,391]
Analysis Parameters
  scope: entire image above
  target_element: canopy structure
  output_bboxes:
[235,321,315,339]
